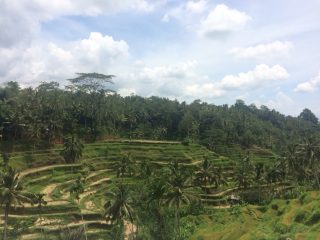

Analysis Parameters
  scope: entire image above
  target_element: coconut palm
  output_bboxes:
[164,176,200,239]
[297,137,320,188]
[61,136,84,164]
[104,183,135,239]
[116,153,136,178]
[1,152,9,168]
[34,193,47,238]
[235,154,255,189]
[69,176,87,240]
[0,167,37,240]
[164,161,200,238]
[194,157,214,190]
[138,159,152,178]
[146,176,170,240]
[58,226,85,240]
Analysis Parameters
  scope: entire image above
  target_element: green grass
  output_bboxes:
[190,191,320,240]
[1,140,319,239]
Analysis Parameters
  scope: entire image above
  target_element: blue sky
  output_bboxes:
[1,0,320,117]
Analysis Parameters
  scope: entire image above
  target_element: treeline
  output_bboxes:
[0,75,319,153]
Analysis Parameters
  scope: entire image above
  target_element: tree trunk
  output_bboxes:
[174,206,181,240]
[3,203,9,240]
[314,171,320,190]
[79,200,88,240]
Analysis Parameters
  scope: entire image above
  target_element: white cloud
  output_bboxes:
[186,0,207,13]
[0,32,129,85]
[162,0,207,22]
[137,61,198,82]
[120,61,211,98]
[118,88,137,97]
[220,64,289,90]
[199,4,251,37]
[266,91,296,115]
[294,72,320,92]
[0,0,153,48]
[184,83,225,98]
[229,41,293,60]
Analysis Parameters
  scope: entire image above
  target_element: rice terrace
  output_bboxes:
[1,133,320,239]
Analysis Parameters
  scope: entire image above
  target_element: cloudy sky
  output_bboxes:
[1,0,320,116]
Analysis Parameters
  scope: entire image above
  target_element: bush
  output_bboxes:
[229,204,242,217]
[274,222,288,234]
[306,210,320,225]
[294,210,307,223]
[298,192,310,204]
[182,138,190,146]
[257,205,268,213]
[277,207,285,216]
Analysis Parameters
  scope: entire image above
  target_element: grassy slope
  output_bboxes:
[1,140,319,239]
[190,191,320,240]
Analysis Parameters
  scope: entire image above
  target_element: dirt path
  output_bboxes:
[212,205,231,209]
[18,163,81,179]
[124,220,137,240]
[107,139,181,144]
[86,169,111,180]
[89,177,111,187]
[41,183,58,202]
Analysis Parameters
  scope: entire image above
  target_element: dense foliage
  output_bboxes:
[0,79,319,154]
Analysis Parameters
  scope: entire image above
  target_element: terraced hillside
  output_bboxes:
[190,191,320,240]
[3,140,317,240]
[1,140,236,239]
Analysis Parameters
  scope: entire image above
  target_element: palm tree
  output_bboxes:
[138,159,152,178]
[58,226,85,240]
[145,168,175,240]
[0,167,37,240]
[297,137,320,189]
[286,138,320,189]
[194,157,214,191]
[116,153,136,178]
[69,176,87,240]
[34,193,47,238]
[1,152,9,168]
[104,183,135,240]
[61,136,84,164]
[235,154,255,189]
[195,157,227,192]
[164,176,200,239]
[164,161,200,239]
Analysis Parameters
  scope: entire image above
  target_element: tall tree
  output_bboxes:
[0,167,37,240]
[235,154,255,189]
[104,183,135,240]
[67,73,115,94]
[61,136,84,164]
[69,176,87,240]
[165,161,200,239]
[299,108,318,124]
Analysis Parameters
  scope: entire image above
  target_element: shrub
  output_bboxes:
[182,138,190,146]
[306,210,320,225]
[274,222,288,234]
[294,210,307,223]
[298,192,310,204]
[277,207,285,216]
[257,205,268,213]
[229,204,242,217]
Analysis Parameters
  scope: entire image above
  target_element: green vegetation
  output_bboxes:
[0,77,320,239]
[0,139,318,239]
